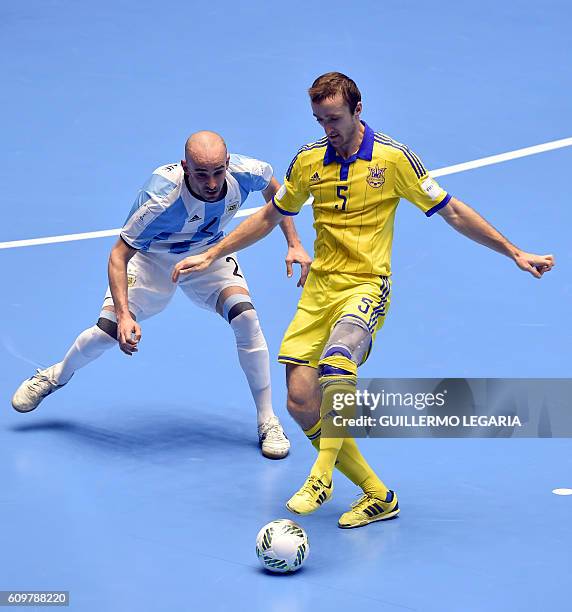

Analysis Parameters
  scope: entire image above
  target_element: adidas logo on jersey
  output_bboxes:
[188,214,201,222]
[310,171,321,182]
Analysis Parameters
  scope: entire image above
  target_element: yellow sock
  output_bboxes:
[309,353,360,483]
[339,438,389,497]
[304,420,389,497]
[309,378,354,483]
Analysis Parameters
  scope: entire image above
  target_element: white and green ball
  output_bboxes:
[255,519,309,573]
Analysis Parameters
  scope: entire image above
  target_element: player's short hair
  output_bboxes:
[308,72,361,114]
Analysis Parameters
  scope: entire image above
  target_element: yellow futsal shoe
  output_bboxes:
[286,474,333,515]
[338,490,400,529]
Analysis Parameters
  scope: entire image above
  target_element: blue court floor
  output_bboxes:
[1,1,571,610]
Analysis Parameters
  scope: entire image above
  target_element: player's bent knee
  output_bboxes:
[286,364,319,398]
[320,315,372,364]
[96,308,137,340]
[286,379,317,414]
[318,316,372,378]
[286,391,319,430]
[223,295,267,347]
[228,308,269,358]
[286,389,309,414]
[221,293,255,324]
[96,309,119,340]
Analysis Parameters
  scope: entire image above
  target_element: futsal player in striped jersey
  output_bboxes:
[12,131,313,460]
[172,74,554,527]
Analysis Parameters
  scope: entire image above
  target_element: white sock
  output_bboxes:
[230,309,274,425]
[50,325,116,385]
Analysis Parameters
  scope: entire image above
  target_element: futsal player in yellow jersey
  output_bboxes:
[173,73,554,528]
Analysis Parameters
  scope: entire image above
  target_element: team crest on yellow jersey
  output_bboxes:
[367,165,386,188]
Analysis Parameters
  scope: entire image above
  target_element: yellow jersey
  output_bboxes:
[272,122,451,276]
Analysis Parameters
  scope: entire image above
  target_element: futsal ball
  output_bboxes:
[255,519,309,573]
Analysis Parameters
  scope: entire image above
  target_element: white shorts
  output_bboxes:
[102,250,249,320]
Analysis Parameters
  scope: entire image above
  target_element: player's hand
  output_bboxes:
[172,251,215,282]
[117,316,142,356]
[514,252,555,278]
[285,243,313,287]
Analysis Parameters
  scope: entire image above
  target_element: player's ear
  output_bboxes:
[181,160,188,174]
[226,154,230,168]
[354,101,363,117]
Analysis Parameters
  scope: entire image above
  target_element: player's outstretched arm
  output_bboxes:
[438,197,555,278]
[108,238,142,355]
[263,178,313,287]
[172,201,283,282]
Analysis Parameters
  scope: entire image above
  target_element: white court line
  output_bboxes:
[1,136,571,251]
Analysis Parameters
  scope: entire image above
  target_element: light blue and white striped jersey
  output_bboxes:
[121,154,273,254]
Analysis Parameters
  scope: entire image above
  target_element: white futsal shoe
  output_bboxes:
[258,416,290,459]
[11,368,67,413]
